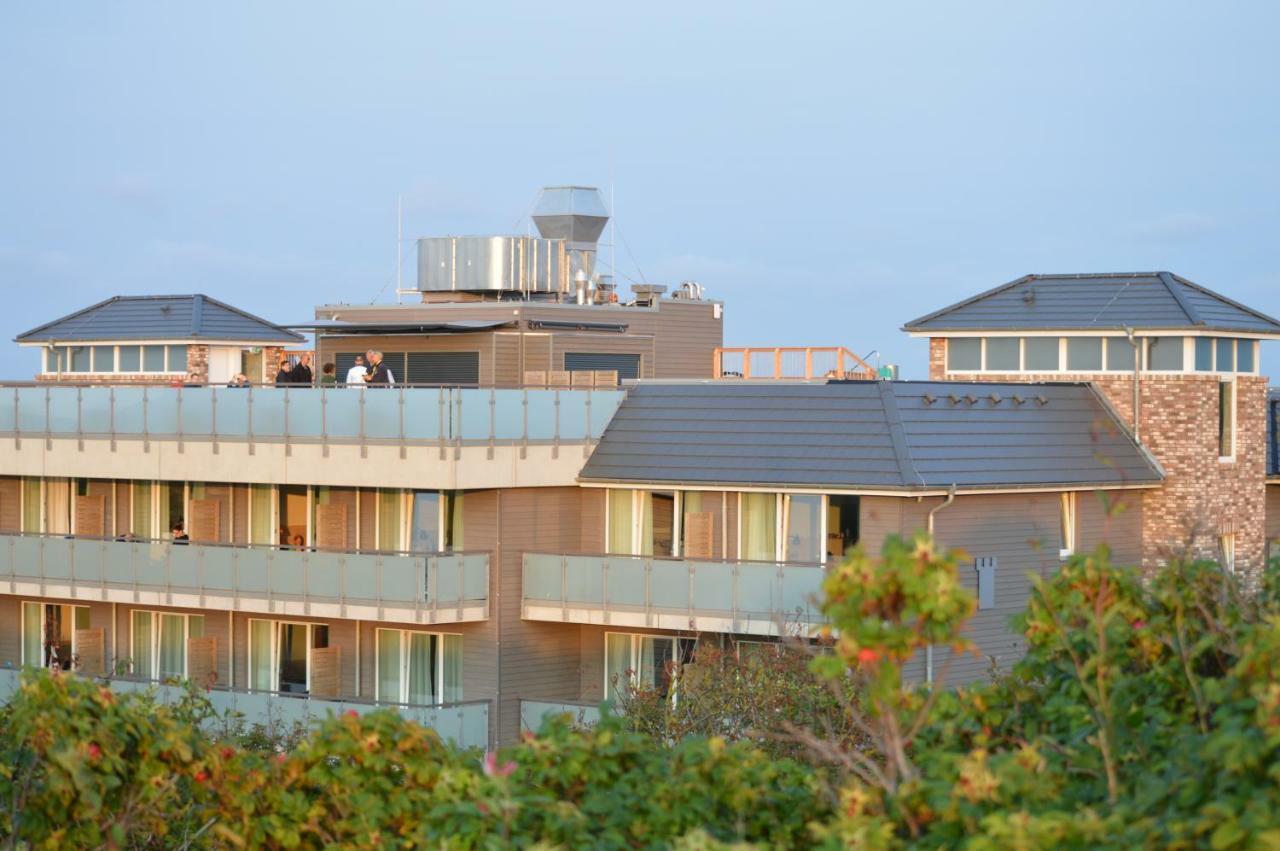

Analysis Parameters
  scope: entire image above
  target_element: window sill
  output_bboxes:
[1058,549,1073,560]
[1219,456,1236,465]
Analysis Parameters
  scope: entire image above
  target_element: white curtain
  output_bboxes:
[740,494,777,561]
[249,620,275,691]
[132,611,154,679]
[605,633,631,701]
[377,629,401,703]
[22,602,42,667]
[608,490,633,555]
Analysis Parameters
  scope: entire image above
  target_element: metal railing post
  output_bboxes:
[247,386,255,456]
[76,386,83,451]
[210,386,219,454]
[176,386,184,454]
[359,390,367,459]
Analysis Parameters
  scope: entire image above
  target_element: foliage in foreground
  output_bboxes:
[0,670,822,849]
[2,535,1279,849]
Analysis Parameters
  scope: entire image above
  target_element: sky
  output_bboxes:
[2,2,1279,379]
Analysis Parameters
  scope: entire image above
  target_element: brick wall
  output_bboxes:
[185,345,209,383]
[929,336,1269,578]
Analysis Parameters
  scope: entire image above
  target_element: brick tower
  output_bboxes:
[904,272,1280,577]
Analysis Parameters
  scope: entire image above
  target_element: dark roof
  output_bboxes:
[903,272,1280,335]
[15,295,303,344]
[579,381,1164,491]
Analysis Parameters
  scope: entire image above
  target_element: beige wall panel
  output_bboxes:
[0,477,20,533]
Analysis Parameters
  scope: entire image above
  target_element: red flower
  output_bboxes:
[220,746,235,760]
[857,648,881,665]
[481,751,516,778]
[87,743,102,761]
[194,770,209,783]
[345,709,360,719]
[275,753,287,763]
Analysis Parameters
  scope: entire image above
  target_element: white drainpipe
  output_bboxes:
[924,484,958,684]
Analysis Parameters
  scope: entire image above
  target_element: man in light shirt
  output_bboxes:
[344,354,367,387]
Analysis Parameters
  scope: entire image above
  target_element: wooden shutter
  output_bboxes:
[315,504,348,550]
[189,499,221,543]
[523,370,547,388]
[683,512,715,559]
[310,646,341,698]
[74,495,105,537]
[75,628,105,674]
[188,636,218,687]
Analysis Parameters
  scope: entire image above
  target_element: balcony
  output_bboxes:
[0,533,489,624]
[521,552,827,636]
[519,698,602,733]
[0,668,490,749]
[0,385,625,489]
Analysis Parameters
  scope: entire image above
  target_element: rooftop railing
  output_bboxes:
[0,384,625,451]
[521,551,827,636]
[713,346,877,380]
[0,668,491,749]
[0,532,489,624]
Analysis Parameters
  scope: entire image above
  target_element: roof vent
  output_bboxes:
[1023,288,1036,305]
[1035,394,1049,406]
[1012,394,1025,405]
[948,393,961,405]
[965,394,978,405]
[988,393,1002,405]
[923,393,936,405]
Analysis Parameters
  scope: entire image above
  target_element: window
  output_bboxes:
[1219,380,1235,459]
[70,346,91,372]
[143,345,166,372]
[1215,338,1235,373]
[1195,338,1214,372]
[44,348,63,373]
[604,633,697,702]
[984,338,1019,370]
[130,611,204,680]
[1220,534,1236,574]
[739,493,778,561]
[1105,337,1135,371]
[607,490,677,557]
[947,339,981,371]
[92,346,114,371]
[21,602,89,669]
[784,494,823,562]
[167,345,188,372]
[375,629,462,705]
[564,352,641,380]
[410,491,464,552]
[248,619,329,694]
[1238,340,1255,373]
[1066,337,1102,371]
[1059,493,1076,558]
[1147,337,1184,371]
[1023,337,1059,371]
[118,346,141,372]
[826,495,860,560]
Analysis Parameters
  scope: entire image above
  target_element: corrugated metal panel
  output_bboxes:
[580,381,1163,491]
[16,295,301,343]
[902,272,1280,334]
[406,352,480,385]
[564,352,641,379]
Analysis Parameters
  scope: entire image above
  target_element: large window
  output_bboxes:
[1146,337,1184,371]
[739,493,778,561]
[375,629,462,705]
[21,602,89,670]
[947,339,981,371]
[131,611,204,680]
[607,489,676,557]
[410,491,464,552]
[943,334,1258,374]
[1024,338,1059,371]
[248,620,329,694]
[604,633,697,702]
[784,494,823,563]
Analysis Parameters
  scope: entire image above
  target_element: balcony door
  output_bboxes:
[606,489,676,557]
[248,619,329,694]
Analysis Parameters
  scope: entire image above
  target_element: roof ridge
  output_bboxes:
[1156,271,1203,325]
[1168,273,1280,331]
[13,295,120,342]
[877,380,925,487]
[901,274,1034,330]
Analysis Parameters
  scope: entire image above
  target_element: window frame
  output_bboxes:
[20,601,90,669]
[246,618,329,694]
[605,489,682,558]
[603,631,697,702]
[1059,492,1077,559]
[1218,379,1236,461]
[373,627,462,705]
[129,609,205,680]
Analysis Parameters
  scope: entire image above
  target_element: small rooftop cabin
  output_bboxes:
[15,294,303,385]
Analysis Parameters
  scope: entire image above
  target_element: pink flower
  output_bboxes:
[1132,620,1146,630]
[481,751,516,778]
[344,709,360,719]
[87,743,102,761]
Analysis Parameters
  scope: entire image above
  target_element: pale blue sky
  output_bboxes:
[2,2,1279,378]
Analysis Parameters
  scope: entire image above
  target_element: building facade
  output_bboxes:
[3,196,1278,746]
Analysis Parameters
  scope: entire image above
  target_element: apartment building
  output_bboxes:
[2,191,1278,748]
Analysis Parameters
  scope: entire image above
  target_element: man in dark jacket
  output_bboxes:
[365,350,393,386]
[293,352,314,385]
[274,359,293,385]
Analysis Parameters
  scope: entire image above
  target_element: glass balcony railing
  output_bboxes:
[519,698,602,733]
[0,385,625,448]
[0,668,490,750]
[521,552,827,636]
[0,533,489,623]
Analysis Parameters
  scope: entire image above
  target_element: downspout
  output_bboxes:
[1125,326,1140,441]
[924,484,957,684]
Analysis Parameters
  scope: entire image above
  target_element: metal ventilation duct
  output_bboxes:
[532,186,609,288]
[416,236,567,294]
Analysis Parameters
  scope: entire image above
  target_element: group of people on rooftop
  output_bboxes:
[223,350,396,388]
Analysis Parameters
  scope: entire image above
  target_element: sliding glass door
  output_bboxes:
[130,611,205,680]
[376,629,462,705]
[248,619,329,694]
